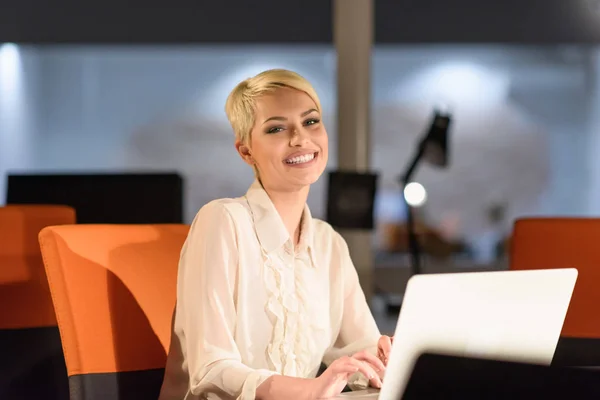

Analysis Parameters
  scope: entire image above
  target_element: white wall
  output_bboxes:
[0,44,597,243]
[587,48,600,215]
[0,44,41,201]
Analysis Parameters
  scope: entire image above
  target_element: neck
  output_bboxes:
[262,182,310,246]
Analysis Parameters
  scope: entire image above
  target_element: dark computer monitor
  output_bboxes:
[402,352,600,399]
[6,172,184,224]
[326,170,378,230]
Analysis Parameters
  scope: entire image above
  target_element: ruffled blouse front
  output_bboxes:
[262,245,326,378]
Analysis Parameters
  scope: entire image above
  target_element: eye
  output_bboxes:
[266,126,284,134]
[304,118,320,126]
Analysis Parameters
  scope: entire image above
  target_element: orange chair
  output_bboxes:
[0,205,75,400]
[39,224,189,400]
[510,218,600,366]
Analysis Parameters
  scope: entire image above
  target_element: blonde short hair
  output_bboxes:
[224,69,322,144]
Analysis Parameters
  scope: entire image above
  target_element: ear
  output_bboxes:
[235,139,254,166]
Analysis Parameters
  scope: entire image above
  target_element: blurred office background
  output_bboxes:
[2,44,600,258]
[3,0,600,320]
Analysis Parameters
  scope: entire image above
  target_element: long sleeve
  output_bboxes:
[175,202,276,399]
[321,233,382,390]
[324,232,381,363]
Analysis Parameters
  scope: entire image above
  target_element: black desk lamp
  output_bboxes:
[401,110,451,276]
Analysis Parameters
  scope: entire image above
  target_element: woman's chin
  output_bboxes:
[289,170,323,186]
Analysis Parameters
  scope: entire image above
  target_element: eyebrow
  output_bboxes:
[262,108,319,125]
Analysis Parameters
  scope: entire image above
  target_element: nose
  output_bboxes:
[290,126,311,147]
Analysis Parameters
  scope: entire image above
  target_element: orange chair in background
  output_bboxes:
[0,205,75,400]
[510,218,600,366]
[39,224,189,400]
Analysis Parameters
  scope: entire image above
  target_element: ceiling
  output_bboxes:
[1,0,600,44]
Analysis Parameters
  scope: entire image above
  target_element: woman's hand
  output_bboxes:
[309,351,385,399]
[377,335,394,366]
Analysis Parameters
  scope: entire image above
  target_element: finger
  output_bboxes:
[379,335,393,359]
[333,356,381,380]
[353,351,386,372]
[329,361,360,376]
[346,357,382,389]
[377,347,386,361]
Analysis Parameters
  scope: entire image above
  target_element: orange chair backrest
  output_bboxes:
[38,224,189,377]
[0,204,76,328]
[510,218,600,338]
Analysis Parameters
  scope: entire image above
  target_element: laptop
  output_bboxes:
[402,352,600,399]
[332,268,578,399]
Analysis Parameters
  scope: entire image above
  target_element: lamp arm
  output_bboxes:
[400,138,427,276]
[401,139,426,186]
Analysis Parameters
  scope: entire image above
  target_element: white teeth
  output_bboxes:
[285,153,316,164]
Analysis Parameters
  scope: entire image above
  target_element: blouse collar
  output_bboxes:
[244,180,316,267]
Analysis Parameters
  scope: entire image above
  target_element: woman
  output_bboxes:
[159,69,393,400]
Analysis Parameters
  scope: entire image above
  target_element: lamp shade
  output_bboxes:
[422,111,451,168]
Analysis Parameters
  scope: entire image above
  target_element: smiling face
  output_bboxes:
[236,86,329,192]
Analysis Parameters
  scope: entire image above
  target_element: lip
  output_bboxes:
[283,150,319,162]
[283,151,319,168]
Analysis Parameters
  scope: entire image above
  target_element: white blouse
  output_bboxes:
[159,180,381,400]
